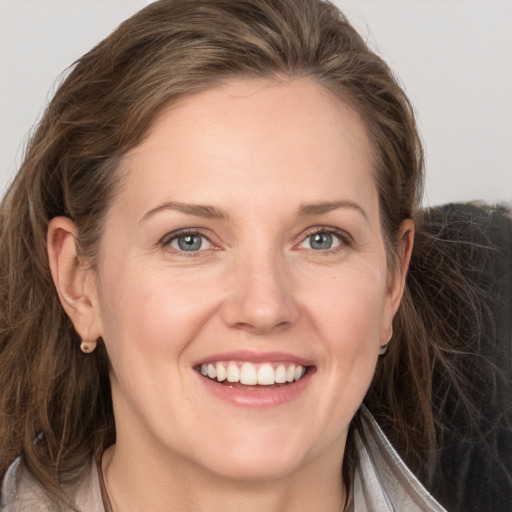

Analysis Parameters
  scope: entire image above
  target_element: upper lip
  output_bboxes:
[193,350,314,367]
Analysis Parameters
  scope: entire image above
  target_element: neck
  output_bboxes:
[102,441,347,512]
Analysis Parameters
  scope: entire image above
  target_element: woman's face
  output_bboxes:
[91,79,407,480]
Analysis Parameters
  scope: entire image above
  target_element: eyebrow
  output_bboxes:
[297,200,368,221]
[140,199,367,223]
[140,201,228,223]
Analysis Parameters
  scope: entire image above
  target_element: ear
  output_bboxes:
[380,219,415,347]
[389,218,415,314]
[47,217,103,347]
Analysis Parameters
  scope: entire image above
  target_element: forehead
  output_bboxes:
[114,78,377,220]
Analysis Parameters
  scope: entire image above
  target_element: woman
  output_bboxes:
[0,0,488,510]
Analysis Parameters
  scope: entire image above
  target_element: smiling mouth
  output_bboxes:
[196,361,310,387]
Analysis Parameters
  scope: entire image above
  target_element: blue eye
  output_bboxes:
[168,233,212,252]
[310,232,333,250]
[299,230,344,251]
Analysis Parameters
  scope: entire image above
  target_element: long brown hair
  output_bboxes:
[0,0,474,507]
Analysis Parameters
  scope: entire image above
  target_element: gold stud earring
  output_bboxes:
[80,340,97,354]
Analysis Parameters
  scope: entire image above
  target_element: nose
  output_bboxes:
[220,250,299,335]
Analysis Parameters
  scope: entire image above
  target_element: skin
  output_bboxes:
[48,78,413,512]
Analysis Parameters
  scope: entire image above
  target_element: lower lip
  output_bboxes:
[196,369,314,408]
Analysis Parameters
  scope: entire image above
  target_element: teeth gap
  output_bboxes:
[197,363,309,386]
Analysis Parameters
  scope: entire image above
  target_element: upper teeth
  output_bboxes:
[199,362,306,386]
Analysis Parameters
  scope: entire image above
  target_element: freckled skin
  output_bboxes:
[82,79,409,511]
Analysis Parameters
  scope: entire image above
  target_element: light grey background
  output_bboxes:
[1,0,511,206]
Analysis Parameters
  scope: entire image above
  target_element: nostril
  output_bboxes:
[231,319,291,335]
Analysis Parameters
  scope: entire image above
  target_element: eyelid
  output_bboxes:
[160,228,219,253]
[158,226,351,254]
[296,226,352,251]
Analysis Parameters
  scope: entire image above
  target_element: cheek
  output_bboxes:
[97,261,223,360]
[301,262,388,408]
[303,263,389,347]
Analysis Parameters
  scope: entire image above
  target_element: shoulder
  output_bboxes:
[351,406,447,512]
[1,457,54,511]
[1,457,105,512]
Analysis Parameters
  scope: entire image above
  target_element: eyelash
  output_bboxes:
[159,226,351,256]
[160,229,217,256]
[298,227,352,254]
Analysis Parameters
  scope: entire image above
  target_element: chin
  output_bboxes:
[186,426,320,482]
[204,451,306,482]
